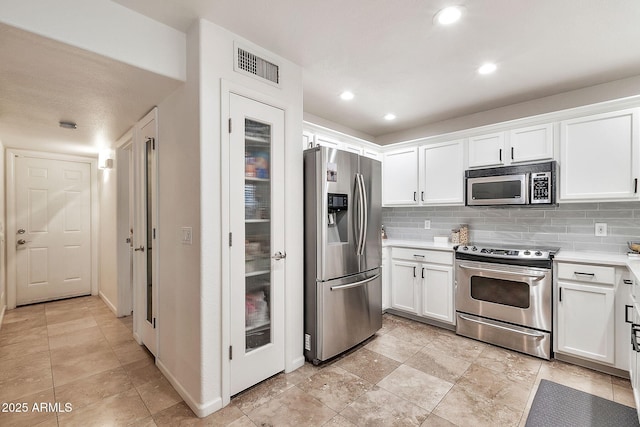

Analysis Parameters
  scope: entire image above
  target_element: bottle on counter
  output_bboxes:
[451,228,460,244]
[460,224,469,245]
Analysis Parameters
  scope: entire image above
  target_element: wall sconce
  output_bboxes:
[99,149,115,169]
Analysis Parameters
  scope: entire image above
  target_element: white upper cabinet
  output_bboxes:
[509,123,554,163]
[468,132,505,168]
[418,140,464,205]
[314,135,341,149]
[342,143,363,155]
[560,108,640,202]
[469,124,554,168]
[383,147,419,205]
[302,123,381,160]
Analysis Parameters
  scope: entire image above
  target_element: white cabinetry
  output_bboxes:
[468,124,554,168]
[383,147,418,205]
[468,132,505,168]
[556,262,615,364]
[302,123,381,160]
[560,108,640,201]
[418,140,464,205]
[629,301,640,413]
[509,123,554,163]
[389,247,454,324]
[382,246,391,311]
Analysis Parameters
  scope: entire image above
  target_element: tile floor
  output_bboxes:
[0,295,635,426]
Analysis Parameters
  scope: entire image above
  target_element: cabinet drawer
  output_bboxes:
[557,262,615,285]
[391,247,453,265]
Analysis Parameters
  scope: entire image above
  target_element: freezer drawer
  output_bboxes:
[305,270,382,363]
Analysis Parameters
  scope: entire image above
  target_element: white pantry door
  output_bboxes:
[15,156,91,305]
[229,93,285,395]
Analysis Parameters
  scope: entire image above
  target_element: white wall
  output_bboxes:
[376,74,640,145]
[98,165,119,314]
[0,0,186,81]
[154,22,203,414]
[0,141,5,325]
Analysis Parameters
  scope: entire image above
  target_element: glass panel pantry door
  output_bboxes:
[229,93,285,395]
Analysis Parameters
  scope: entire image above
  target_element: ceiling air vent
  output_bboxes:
[235,45,280,86]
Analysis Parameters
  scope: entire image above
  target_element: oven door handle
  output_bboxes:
[458,264,547,282]
[459,314,546,338]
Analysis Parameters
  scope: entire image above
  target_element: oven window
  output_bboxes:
[470,276,530,308]
[472,180,522,200]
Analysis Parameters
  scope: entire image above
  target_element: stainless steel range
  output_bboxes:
[454,243,559,360]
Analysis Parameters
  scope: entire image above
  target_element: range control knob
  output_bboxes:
[535,251,543,256]
[472,246,478,251]
[462,246,468,250]
[523,250,531,255]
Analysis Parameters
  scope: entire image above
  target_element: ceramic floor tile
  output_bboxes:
[124,358,168,388]
[297,365,374,412]
[48,325,107,352]
[51,345,121,387]
[112,340,154,365]
[0,387,57,427]
[0,325,48,347]
[613,383,636,408]
[246,386,336,427]
[536,359,613,400]
[377,313,410,335]
[232,371,298,414]
[57,388,150,427]
[364,332,423,363]
[426,330,487,362]
[136,377,183,415]
[433,384,522,427]
[340,387,430,427]
[386,319,443,346]
[474,345,542,386]
[47,316,98,337]
[54,367,134,410]
[128,416,159,427]
[421,414,458,427]
[405,345,471,384]
[45,306,92,326]
[0,312,47,335]
[0,351,53,401]
[279,362,319,386]
[455,363,531,412]
[335,347,400,384]
[0,334,50,362]
[378,364,453,411]
[324,414,358,426]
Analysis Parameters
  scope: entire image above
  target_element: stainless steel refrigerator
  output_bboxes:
[303,146,382,364]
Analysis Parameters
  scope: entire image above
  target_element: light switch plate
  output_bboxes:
[424,220,431,229]
[595,223,607,237]
[181,227,193,245]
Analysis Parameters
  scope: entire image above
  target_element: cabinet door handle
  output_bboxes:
[559,287,562,302]
[511,147,514,160]
[421,267,425,279]
[626,305,634,324]
[574,271,595,278]
[421,191,424,202]
[413,266,416,277]
[635,178,638,194]
[632,325,640,353]
[413,191,417,202]
[624,279,634,285]
[499,148,502,162]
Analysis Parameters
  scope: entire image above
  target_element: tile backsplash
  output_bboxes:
[383,202,640,254]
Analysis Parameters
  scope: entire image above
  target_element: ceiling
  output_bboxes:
[2,1,640,154]
[113,0,640,138]
[0,23,182,155]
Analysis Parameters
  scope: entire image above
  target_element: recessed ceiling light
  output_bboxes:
[478,62,497,75]
[434,6,463,25]
[340,91,354,101]
[59,120,77,130]
[384,113,396,121]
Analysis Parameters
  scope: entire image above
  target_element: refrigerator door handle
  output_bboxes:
[355,173,365,255]
[330,274,381,291]
[359,173,368,255]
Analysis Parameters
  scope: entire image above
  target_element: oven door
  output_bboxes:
[466,174,528,206]
[455,260,552,331]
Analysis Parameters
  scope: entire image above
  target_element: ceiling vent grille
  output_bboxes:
[236,46,280,86]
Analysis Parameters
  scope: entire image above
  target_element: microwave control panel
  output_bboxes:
[530,172,551,204]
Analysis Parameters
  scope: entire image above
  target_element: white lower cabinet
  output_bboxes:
[557,280,615,364]
[389,247,454,324]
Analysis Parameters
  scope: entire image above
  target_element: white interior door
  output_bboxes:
[15,156,91,305]
[229,93,285,395]
[134,111,158,356]
[117,144,134,317]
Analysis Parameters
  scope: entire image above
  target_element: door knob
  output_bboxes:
[134,246,145,252]
[17,239,27,245]
[17,228,25,234]
[272,251,286,260]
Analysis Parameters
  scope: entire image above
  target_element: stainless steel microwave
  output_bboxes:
[465,161,557,206]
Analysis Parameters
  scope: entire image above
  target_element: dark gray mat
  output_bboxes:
[526,379,639,427]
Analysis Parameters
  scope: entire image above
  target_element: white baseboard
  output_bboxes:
[0,304,5,332]
[286,355,305,373]
[156,358,223,418]
[98,291,118,316]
